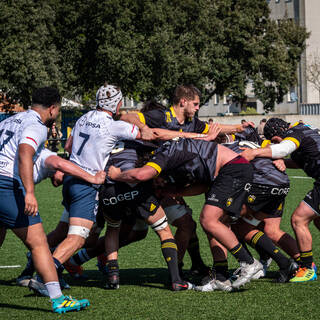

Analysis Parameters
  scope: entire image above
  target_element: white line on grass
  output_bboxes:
[0,265,21,268]
[290,176,312,179]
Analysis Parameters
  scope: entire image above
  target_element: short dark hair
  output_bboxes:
[32,87,61,108]
[172,85,201,105]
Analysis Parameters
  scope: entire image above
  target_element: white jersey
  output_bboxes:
[33,148,56,184]
[0,110,48,180]
[70,110,139,173]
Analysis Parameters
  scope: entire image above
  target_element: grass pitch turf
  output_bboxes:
[0,169,319,319]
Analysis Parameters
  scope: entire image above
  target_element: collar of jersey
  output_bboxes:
[169,106,192,124]
[29,109,45,125]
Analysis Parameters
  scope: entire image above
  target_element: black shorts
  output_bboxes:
[205,157,253,219]
[246,183,290,217]
[303,180,320,215]
[99,181,160,222]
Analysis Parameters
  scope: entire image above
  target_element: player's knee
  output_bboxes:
[67,226,90,249]
[150,215,168,232]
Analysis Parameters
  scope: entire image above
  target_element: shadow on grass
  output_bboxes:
[0,278,18,286]
[64,267,172,290]
[0,303,49,312]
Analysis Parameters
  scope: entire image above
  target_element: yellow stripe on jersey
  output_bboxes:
[150,203,157,212]
[291,122,300,128]
[145,162,162,174]
[166,111,172,123]
[137,112,146,125]
[170,106,176,118]
[261,140,271,148]
[202,123,209,134]
[283,137,300,148]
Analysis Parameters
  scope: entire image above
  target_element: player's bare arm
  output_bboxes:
[120,113,155,140]
[18,143,38,216]
[45,155,106,184]
[108,165,157,183]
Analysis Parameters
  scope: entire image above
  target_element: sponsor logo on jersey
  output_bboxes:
[226,198,233,207]
[247,195,256,203]
[102,190,139,206]
[207,193,219,202]
[79,116,87,127]
[0,160,8,168]
[271,187,290,195]
[85,121,101,128]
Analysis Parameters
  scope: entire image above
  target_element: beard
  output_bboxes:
[44,118,55,128]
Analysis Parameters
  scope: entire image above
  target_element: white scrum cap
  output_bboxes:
[96,84,123,114]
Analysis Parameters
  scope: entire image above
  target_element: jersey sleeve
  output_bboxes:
[20,124,47,151]
[137,109,166,128]
[111,120,139,140]
[283,129,304,148]
[145,142,190,175]
[193,117,209,134]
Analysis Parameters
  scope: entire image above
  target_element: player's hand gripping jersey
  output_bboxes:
[0,110,47,180]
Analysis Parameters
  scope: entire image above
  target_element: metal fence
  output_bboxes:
[300,104,320,115]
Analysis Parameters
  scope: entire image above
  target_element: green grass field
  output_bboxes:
[0,169,319,320]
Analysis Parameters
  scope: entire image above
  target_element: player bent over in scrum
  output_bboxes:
[108,139,263,290]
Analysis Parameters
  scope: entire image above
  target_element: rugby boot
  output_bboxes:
[252,257,273,280]
[28,277,49,297]
[289,267,317,283]
[105,260,120,289]
[275,259,299,283]
[16,251,34,287]
[312,262,318,273]
[172,280,194,291]
[195,279,218,292]
[51,295,90,314]
[231,258,263,289]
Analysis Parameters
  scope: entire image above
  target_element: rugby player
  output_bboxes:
[0,87,89,313]
[15,147,106,287]
[27,84,148,294]
[108,138,263,290]
[241,118,320,282]
[66,139,194,291]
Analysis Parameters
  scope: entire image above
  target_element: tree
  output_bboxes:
[306,50,320,102]
[0,0,309,111]
[0,0,65,106]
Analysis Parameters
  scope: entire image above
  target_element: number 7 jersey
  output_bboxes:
[70,110,139,174]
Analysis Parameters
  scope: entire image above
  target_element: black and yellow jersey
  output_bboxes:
[284,123,320,179]
[137,106,209,134]
[145,139,218,186]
